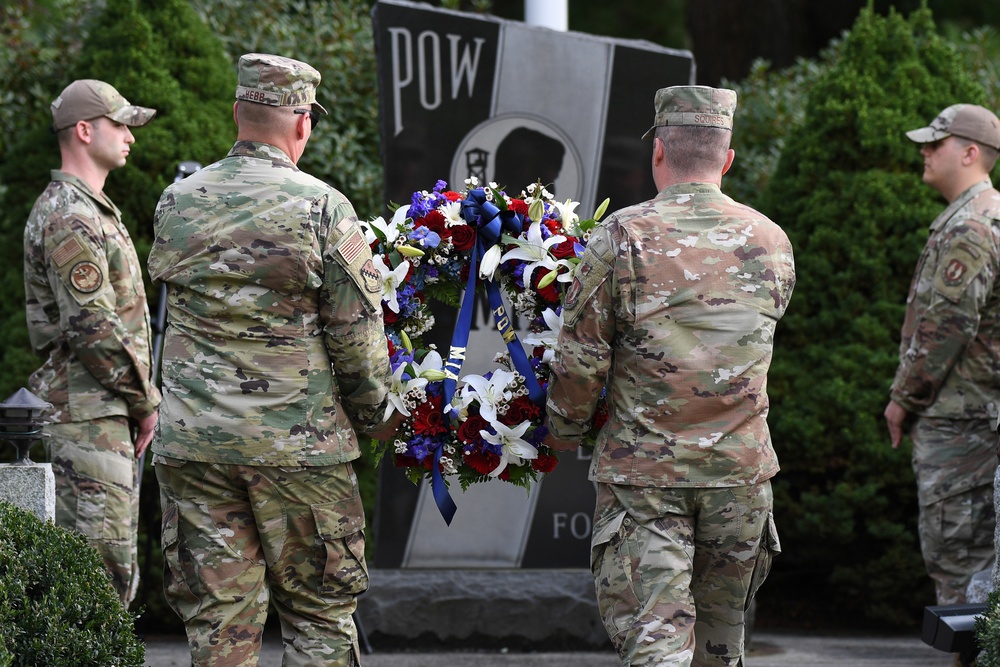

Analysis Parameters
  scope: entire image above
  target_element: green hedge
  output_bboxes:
[0,501,143,666]
[756,4,990,628]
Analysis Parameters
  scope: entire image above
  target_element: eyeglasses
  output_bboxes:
[294,108,320,130]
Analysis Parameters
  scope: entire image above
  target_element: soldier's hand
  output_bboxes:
[542,431,579,452]
[883,400,908,449]
[133,410,158,458]
[368,411,404,442]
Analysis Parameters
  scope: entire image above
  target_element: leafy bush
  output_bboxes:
[0,501,143,666]
[976,586,1000,667]
[757,4,988,628]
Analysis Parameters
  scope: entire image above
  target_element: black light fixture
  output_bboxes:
[0,388,51,465]
[922,603,985,666]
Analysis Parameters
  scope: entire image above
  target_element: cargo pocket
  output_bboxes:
[744,512,780,610]
[70,445,134,542]
[591,509,636,642]
[313,494,369,598]
[160,499,201,622]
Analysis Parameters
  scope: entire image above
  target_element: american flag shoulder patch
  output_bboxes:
[338,230,366,265]
[52,237,84,267]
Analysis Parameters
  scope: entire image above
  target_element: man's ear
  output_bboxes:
[722,148,735,176]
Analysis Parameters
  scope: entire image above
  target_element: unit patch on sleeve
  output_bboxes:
[360,258,382,293]
[69,260,103,293]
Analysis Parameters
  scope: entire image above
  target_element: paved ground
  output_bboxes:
[144,630,955,666]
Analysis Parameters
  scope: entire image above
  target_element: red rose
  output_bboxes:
[458,414,488,445]
[533,268,561,304]
[543,219,561,235]
[593,400,610,432]
[551,238,577,260]
[465,449,501,476]
[386,336,396,357]
[451,224,477,251]
[420,210,450,239]
[395,454,419,468]
[383,306,398,324]
[444,190,463,201]
[509,199,529,216]
[500,396,542,426]
[413,396,449,436]
[531,454,558,473]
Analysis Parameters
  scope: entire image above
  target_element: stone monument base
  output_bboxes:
[0,463,55,522]
[357,568,609,650]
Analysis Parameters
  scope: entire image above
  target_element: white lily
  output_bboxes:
[455,369,515,423]
[384,363,428,420]
[412,350,444,379]
[372,254,410,313]
[552,199,580,230]
[498,221,565,288]
[479,245,503,281]
[481,421,537,477]
[365,208,404,246]
[523,308,562,363]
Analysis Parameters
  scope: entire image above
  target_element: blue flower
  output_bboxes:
[410,226,442,249]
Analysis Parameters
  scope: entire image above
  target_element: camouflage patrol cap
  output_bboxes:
[906,104,1000,151]
[642,85,737,141]
[235,53,328,115]
[50,79,156,132]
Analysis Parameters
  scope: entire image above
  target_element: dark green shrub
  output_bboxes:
[757,4,987,628]
[0,501,143,666]
[976,586,1000,666]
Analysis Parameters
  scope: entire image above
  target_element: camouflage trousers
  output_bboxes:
[155,456,368,667]
[44,416,139,605]
[911,417,997,605]
[591,481,778,667]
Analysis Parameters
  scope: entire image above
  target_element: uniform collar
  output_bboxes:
[50,169,119,216]
[227,141,296,168]
[658,181,722,198]
[930,178,993,232]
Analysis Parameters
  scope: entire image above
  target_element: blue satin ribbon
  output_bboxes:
[429,189,547,524]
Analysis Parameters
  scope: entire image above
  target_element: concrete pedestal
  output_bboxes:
[357,568,608,650]
[993,465,1000,592]
[0,463,55,522]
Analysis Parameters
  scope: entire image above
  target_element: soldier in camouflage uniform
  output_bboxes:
[885,103,1000,606]
[544,86,795,667]
[23,79,160,605]
[148,54,395,666]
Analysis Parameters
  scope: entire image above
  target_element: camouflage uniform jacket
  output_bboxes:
[23,170,161,424]
[546,182,795,487]
[891,179,1000,419]
[148,141,391,466]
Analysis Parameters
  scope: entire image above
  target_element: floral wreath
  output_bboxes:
[363,177,609,523]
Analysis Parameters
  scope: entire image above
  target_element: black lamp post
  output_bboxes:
[0,388,51,465]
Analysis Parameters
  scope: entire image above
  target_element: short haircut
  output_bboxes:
[951,136,1000,172]
[655,125,731,179]
[236,100,297,131]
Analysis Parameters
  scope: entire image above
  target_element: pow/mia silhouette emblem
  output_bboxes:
[943,258,967,286]
[69,260,103,293]
[360,259,382,293]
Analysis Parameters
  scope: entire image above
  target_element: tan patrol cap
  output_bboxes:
[50,79,156,132]
[235,53,328,115]
[642,85,737,141]
[906,104,1000,151]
